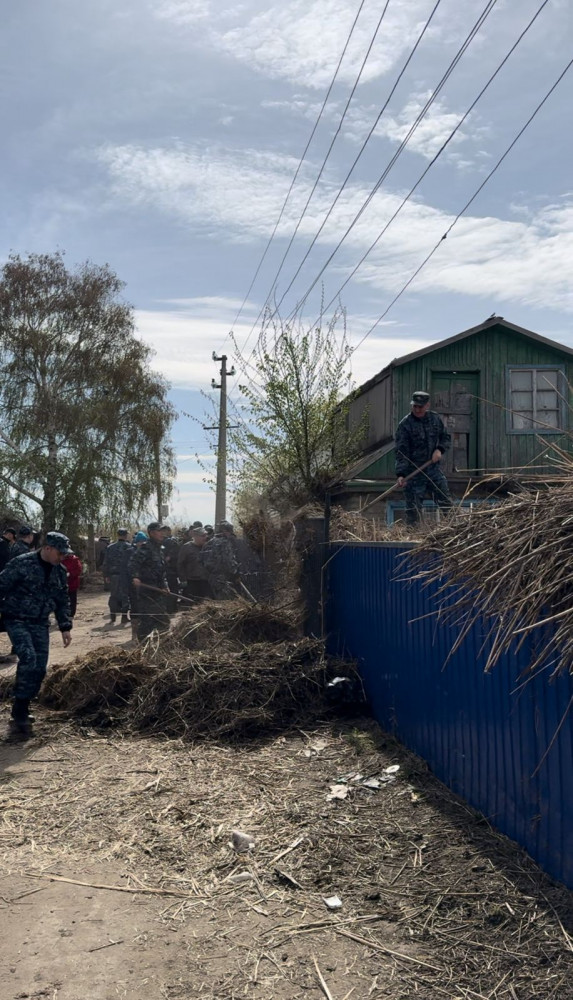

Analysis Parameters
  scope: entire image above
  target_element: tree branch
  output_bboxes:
[0,471,42,506]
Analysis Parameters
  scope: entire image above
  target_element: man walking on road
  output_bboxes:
[102,529,132,625]
[0,531,73,735]
[130,522,170,641]
[395,391,453,526]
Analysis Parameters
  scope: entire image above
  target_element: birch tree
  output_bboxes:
[0,252,175,530]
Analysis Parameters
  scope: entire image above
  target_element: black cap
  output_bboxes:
[19,525,34,536]
[45,531,73,555]
[411,391,430,406]
[3,527,17,538]
[147,521,164,533]
[117,528,128,537]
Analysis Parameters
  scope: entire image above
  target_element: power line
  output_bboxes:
[237,0,497,376]
[271,0,447,317]
[314,0,552,323]
[276,0,499,325]
[223,0,369,346]
[352,54,573,353]
[243,0,393,343]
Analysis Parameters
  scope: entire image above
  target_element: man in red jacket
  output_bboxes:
[62,551,82,617]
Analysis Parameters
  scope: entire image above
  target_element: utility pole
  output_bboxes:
[211,351,235,524]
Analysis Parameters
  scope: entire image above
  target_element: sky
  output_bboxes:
[2,0,572,524]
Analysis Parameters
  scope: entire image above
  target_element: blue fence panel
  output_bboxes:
[326,542,573,889]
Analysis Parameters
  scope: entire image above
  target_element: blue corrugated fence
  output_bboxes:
[326,542,573,889]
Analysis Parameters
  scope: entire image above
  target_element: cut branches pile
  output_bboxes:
[4,600,361,739]
[407,481,573,674]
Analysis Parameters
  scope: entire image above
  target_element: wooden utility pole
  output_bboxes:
[211,351,235,524]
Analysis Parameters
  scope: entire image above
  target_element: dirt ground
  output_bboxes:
[1,591,573,1000]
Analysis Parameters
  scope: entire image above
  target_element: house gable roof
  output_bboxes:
[353,317,573,398]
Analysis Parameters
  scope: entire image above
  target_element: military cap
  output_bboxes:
[45,531,73,554]
[3,527,17,538]
[19,524,34,535]
[215,520,234,532]
[117,528,129,537]
[192,520,203,528]
[147,521,164,532]
[191,526,207,536]
[411,391,430,406]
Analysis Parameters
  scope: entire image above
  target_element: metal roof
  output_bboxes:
[353,317,573,398]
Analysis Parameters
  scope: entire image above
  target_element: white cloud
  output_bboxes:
[105,141,573,315]
[215,0,439,89]
[364,92,476,162]
[153,0,210,24]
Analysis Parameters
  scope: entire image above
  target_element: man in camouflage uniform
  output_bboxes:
[0,531,73,735]
[130,521,170,640]
[9,525,36,560]
[201,521,239,599]
[102,528,132,625]
[395,390,453,526]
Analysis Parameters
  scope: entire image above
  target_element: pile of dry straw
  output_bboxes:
[409,479,573,675]
[1,601,360,739]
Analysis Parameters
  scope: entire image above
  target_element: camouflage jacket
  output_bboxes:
[9,539,34,561]
[0,551,72,630]
[130,539,168,590]
[201,536,238,582]
[177,542,208,582]
[394,411,451,477]
[102,539,133,579]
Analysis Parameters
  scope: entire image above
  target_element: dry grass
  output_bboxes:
[1,718,572,999]
[1,600,361,741]
[407,473,573,675]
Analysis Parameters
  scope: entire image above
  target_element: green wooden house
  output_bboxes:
[334,317,573,520]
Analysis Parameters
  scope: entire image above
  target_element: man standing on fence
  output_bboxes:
[395,391,453,526]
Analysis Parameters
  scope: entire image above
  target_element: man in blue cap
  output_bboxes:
[0,531,73,735]
[395,390,453,525]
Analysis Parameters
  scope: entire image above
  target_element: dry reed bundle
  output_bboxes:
[408,480,573,674]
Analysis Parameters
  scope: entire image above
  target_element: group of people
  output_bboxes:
[102,519,262,643]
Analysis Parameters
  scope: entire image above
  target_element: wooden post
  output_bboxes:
[87,523,96,573]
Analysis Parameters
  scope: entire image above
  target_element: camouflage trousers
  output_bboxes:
[404,464,453,525]
[5,621,50,701]
[108,574,130,615]
[136,593,170,641]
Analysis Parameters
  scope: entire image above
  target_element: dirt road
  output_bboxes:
[1,594,573,999]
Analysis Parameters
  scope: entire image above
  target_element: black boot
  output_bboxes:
[120,613,129,625]
[10,698,33,734]
[110,614,117,623]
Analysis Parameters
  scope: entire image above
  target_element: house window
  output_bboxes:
[506,366,566,433]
